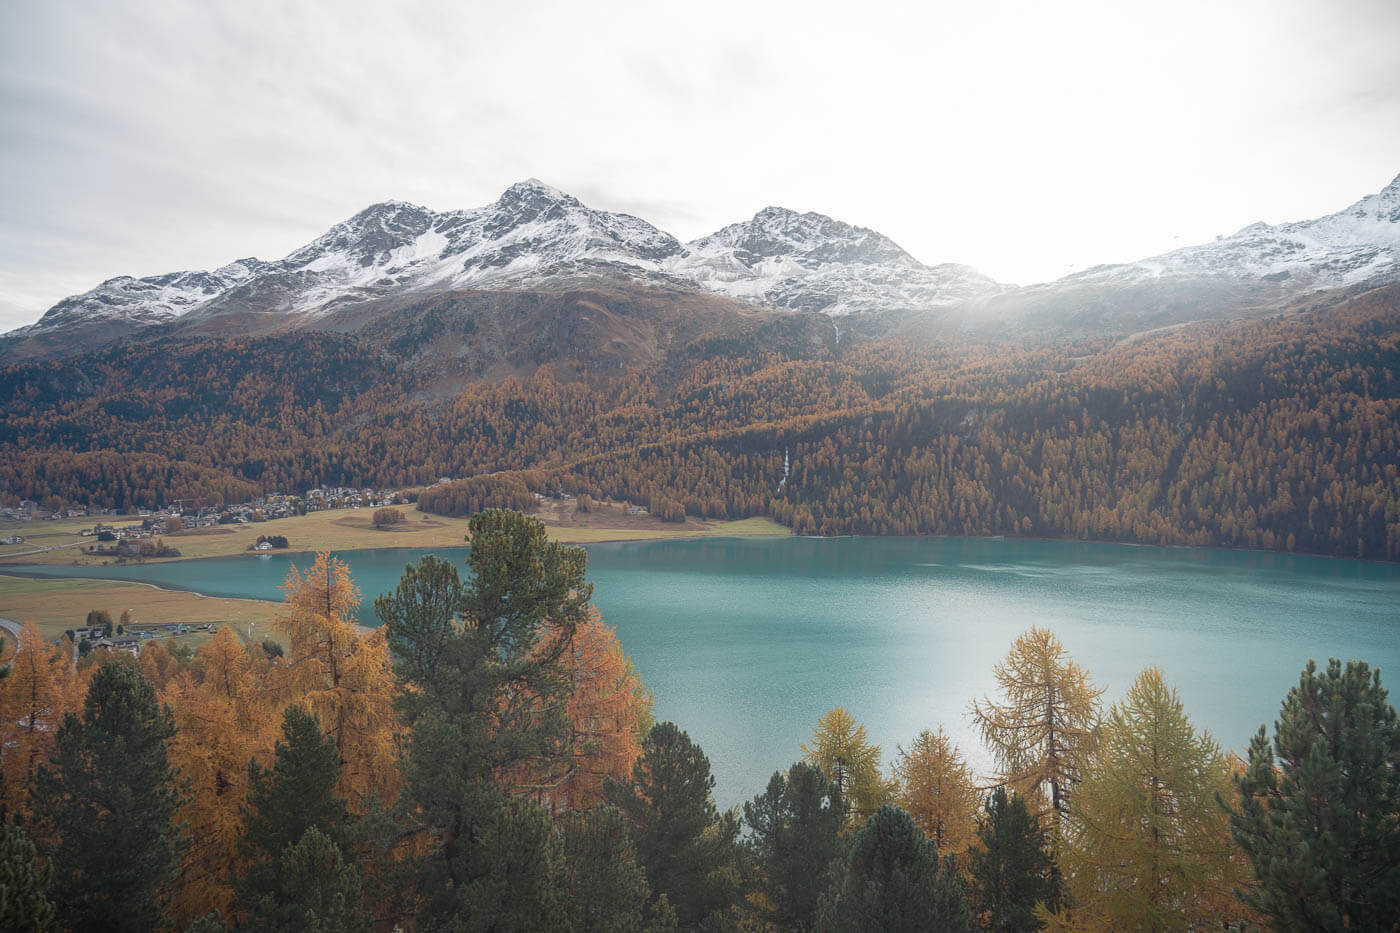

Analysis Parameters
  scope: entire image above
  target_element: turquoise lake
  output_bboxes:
[8,536,1400,808]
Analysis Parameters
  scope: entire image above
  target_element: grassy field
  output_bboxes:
[0,574,280,646]
[0,504,788,567]
[0,505,787,644]
[545,513,789,543]
[0,509,479,566]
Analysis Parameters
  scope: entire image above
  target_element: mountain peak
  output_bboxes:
[752,205,807,220]
[748,205,843,233]
[672,202,1001,315]
[498,177,579,207]
[349,199,431,221]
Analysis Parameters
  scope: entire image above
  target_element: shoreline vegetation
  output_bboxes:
[0,575,281,646]
[0,502,790,567]
[0,505,788,639]
[9,503,1400,649]
[1,511,1392,931]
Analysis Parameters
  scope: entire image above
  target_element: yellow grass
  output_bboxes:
[0,506,788,567]
[546,515,790,542]
[0,574,280,645]
[0,508,787,647]
[0,510,477,567]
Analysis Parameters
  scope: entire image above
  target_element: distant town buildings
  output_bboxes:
[0,485,414,545]
[68,623,223,656]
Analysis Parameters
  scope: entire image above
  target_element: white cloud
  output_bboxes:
[1,0,1397,329]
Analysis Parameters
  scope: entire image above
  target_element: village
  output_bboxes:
[63,620,224,658]
[0,483,416,546]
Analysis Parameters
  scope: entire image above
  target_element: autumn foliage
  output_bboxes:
[3,520,1394,929]
[895,727,980,859]
[555,608,652,809]
[274,552,399,813]
[3,286,1400,561]
[162,628,277,925]
[0,623,86,820]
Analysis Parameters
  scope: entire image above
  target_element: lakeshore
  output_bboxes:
[0,504,788,641]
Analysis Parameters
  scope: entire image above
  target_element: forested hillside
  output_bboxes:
[2,283,1398,559]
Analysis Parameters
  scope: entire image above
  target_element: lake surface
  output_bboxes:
[9,537,1400,808]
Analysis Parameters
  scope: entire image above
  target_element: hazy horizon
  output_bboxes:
[3,0,1398,331]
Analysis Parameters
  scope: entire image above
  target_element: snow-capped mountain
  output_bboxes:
[6,172,1400,359]
[4,180,687,350]
[1065,172,1400,291]
[30,259,268,333]
[953,172,1400,337]
[668,206,1004,315]
[183,180,687,324]
[3,180,999,357]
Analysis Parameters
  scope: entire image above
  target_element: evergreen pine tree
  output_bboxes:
[559,804,676,933]
[237,704,348,916]
[0,822,56,932]
[742,761,847,931]
[815,804,971,932]
[245,827,368,933]
[34,660,183,933]
[463,797,566,931]
[605,721,741,930]
[967,788,1056,933]
[1227,658,1400,931]
[374,553,464,698]
[381,511,589,930]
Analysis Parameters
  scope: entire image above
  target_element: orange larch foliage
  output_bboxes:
[275,552,400,812]
[894,727,980,859]
[163,626,279,927]
[0,623,84,820]
[138,638,183,690]
[556,608,652,809]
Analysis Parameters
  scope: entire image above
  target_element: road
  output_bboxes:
[1,540,84,558]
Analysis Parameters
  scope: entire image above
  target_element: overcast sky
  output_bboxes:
[1,0,1398,331]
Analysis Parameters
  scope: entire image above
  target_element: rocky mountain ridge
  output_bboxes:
[1065,173,1400,291]
[5,172,1400,359]
[0,179,1007,358]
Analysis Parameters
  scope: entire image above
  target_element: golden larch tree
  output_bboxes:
[0,622,84,820]
[1043,667,1255,932]
[971,627,1103,828]
[162,627,278,927]
[276,551,399,812]
[555,608,652,809]
[803,706,889,822]
[895,726,980,858]
[138,638,183,690]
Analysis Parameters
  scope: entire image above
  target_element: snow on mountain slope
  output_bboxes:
[1067,172,1400,290]
[10,172,1400,358]
[19,259,267,334]
[188,180,685,322]
[11,180,684,343]
[671,206,1005,314]
[8,180,998,352]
